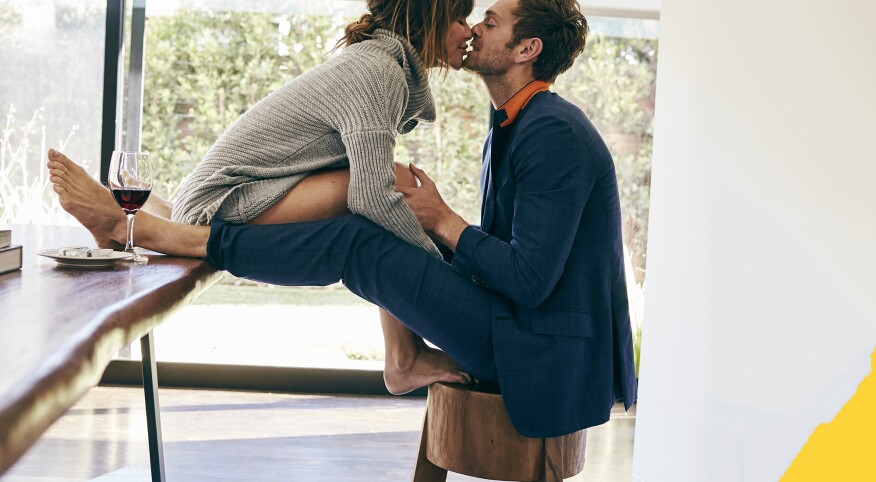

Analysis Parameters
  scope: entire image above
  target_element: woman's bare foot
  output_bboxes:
[383,342,473,395]
[47,149,126,249]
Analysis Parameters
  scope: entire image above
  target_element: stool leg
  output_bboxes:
[412,411,447,482]
[539,437,565,482]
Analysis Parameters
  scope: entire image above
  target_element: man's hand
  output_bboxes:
[398,164,469,252]
[397,164,450,232]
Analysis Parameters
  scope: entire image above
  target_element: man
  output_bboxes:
[210,0,636,437]
[402,0,638,436]
[49,0,636,437]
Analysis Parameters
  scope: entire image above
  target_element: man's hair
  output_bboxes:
[338,0,474,73]
[509,0,589,83]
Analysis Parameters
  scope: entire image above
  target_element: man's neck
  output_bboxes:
[481,71,537,109]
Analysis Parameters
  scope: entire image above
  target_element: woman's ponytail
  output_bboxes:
[339,13,378,47]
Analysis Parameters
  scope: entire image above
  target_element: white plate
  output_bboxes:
[37,249,133,268]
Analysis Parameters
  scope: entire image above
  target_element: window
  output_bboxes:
[139,0,391,368]
[555,16,659,372]
[136,1,489,368]
[9,1,655,375]
[0,0,106,226]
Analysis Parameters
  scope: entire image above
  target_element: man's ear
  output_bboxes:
[514,37,543,64]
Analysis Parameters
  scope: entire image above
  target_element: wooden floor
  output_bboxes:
[1,387,635,482]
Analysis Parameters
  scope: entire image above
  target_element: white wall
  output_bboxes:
[633,0,876,480]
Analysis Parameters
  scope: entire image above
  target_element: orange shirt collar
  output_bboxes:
[497,80,551,128]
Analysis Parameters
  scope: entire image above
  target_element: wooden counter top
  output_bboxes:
[0,224,221,475]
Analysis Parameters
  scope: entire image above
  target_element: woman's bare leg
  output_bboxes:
[250,164,471,393]
[249,169,351,224]
[49,148,469,392]
[379,309,473,394]
[48,149,209,257]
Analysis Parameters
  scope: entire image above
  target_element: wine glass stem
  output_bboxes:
[125,213,136,253]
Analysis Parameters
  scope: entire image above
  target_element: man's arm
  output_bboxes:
[403,116,596,308]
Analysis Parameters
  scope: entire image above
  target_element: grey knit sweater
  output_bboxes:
[171,29,440,255]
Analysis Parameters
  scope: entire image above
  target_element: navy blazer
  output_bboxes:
[450,91,638,437]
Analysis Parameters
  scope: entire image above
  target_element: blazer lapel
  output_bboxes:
[483,110,512,232]
[480,84,550,229]
[481,128,496,230]
[482,84,551,229]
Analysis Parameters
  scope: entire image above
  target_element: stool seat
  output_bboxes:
[412,382,587,482]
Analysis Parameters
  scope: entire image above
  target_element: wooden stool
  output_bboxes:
[412,383,587,482]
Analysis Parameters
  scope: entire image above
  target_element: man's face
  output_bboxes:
[463,0,519,76]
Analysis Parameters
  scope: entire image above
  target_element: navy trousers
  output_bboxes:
[205,215,500,386]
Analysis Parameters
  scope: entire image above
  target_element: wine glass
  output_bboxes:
[108,151,153,263]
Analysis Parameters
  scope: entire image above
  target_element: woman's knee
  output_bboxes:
[394,162,417,189]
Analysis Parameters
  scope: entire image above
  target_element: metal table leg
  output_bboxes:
[140,331,166,482]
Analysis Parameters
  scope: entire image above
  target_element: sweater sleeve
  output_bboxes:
[336,58,440,256]
[343,130,439,256]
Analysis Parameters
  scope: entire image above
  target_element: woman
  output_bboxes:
[171,0,473,257]
[48,0,474,394]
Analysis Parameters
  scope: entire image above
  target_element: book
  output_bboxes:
[0,245,22,275]
[0,229,10,249]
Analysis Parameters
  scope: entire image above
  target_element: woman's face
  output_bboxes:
[443,17,473,70]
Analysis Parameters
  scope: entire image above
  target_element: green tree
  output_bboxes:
[142,10,343,198]
[556,34,658,284]
[139,10,656,374]
[395,70,490,223]
[0,3,21,29]
[143,13,657,275]
[141,13,655,279]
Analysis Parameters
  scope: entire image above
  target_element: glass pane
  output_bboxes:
[142,1,364,199]
[556,16,658,284]
[142,0,387,368]
[0,0,106,225]
[553,16,659,373]
[143,2,656,375]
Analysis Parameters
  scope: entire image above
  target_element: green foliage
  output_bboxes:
[142,10,345,198]
[344,349,383,361]
[0,105,81,225]
[141,9,656,304]
[142,12,657,272]
[556,34,658,283]
[117,9,657,372]
[0,4,21,29]
[54,3,104,30]
[560,34,658,375]
[194,281,369,306]
[396,71,490,223]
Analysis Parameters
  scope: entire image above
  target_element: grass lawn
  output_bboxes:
[194,283,370,306]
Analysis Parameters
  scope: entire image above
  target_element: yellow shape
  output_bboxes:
[782,346,876,481]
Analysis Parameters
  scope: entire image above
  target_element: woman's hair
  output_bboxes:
[338,0,474,70]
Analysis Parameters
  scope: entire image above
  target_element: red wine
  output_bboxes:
[112,188,151,214]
